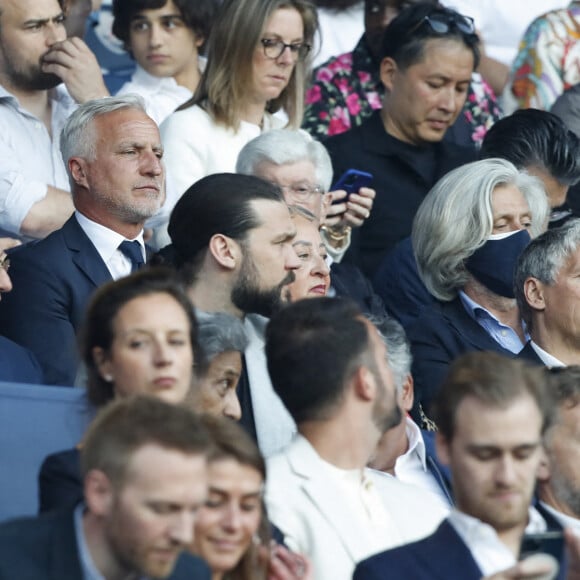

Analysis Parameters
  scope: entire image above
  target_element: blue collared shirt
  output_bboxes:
[74,504,148,580]
[459,291,527,354]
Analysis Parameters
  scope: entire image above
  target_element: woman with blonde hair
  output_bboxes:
[161,0,318,198]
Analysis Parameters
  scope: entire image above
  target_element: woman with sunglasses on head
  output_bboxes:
[194,415,312,580]
[37,267,204,513]
[160,0,318,200]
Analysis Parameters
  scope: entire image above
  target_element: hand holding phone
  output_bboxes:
[331,169,373,204]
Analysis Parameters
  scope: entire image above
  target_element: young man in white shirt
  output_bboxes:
[112,0,216,125]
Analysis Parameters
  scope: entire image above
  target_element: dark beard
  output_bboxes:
[231,255,295,318]
[6,61,62,91]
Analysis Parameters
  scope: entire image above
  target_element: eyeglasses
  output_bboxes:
[278,183,323,200]
[409,12,476,36]
[260,38,312,62]
[0,255,10,273]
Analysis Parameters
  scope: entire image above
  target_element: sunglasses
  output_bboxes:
[409,12,476,37]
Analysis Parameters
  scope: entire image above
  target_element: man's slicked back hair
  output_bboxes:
[167,173,284,277]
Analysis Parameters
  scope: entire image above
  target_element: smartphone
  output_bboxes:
[331,169,373,204]
[519,531,564,561]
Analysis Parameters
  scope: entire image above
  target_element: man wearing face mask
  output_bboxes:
[405,159,550,422]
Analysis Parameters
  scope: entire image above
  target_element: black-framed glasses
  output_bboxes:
[409,12,476,37]
[260,38,312,62]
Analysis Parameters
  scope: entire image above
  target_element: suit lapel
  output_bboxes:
[285,437,371,562]
[49,510,84,579]
[62,216,113,287]
[443,299,515,355]
[413,520,482,580]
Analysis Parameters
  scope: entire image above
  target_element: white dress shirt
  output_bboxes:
[448,507,547,577]
[75,211,145,280]
[0,84,76,238]
[371,417,451,510]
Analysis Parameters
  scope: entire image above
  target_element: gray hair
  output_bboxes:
[515,219,580,331]
[60,94,148,171]
[196,310,249,361]
[372,315,412,393]
[236,129,333,192]
[413,158,550,302]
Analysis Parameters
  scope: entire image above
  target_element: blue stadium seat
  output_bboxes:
[0,382,93,522]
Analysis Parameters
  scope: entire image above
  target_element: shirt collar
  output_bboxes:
[75,210,144,264]
[539,501,580,535]
[459,289,498,323]
[132,65,182,90]
[401,415,427,470]
[74,503,107,580]
[529,341,566,368]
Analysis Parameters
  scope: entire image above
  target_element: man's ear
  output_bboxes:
[208,234,239,270]
[380,57,398,92]
[69,157,88,188]
[84,469,114,517]
[523,277,546,312]
[354,365,375,402]
[400,374,414,413]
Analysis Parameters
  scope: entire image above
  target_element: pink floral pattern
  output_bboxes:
[303,38,502,145]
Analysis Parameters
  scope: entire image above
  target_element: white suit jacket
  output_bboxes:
[265,435,448,580]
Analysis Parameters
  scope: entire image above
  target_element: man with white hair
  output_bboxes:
[0,95,164,386]
[408,159,549,419]
[237,129,386,319]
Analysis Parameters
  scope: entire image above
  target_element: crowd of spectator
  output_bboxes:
[4,0,580,579]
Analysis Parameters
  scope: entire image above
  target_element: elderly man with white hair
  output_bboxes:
[407,158,549,420]
[237,129,386,318]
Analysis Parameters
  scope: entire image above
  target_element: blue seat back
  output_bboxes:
[0,382,92,522]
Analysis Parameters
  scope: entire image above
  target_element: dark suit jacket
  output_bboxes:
[354,518,567,580]
[330,261,388,319]
[38,448,82,514]
[517,341,546,366]
[408,298,516,419]
[421,430,453,505]
[0,216,113,386]
[372,236,435,330]
[325,111,476,277]
[0,508,211,580]
[0,336,43,384]
[353,520,482,579]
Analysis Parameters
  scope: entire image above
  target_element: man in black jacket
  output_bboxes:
[0,397,211,580]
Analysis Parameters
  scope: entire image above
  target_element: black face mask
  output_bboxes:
[465,229,531,298]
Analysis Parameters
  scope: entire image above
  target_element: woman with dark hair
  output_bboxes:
[38,267,202,512]
[160,0,318,198]
[194,416,312,580]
